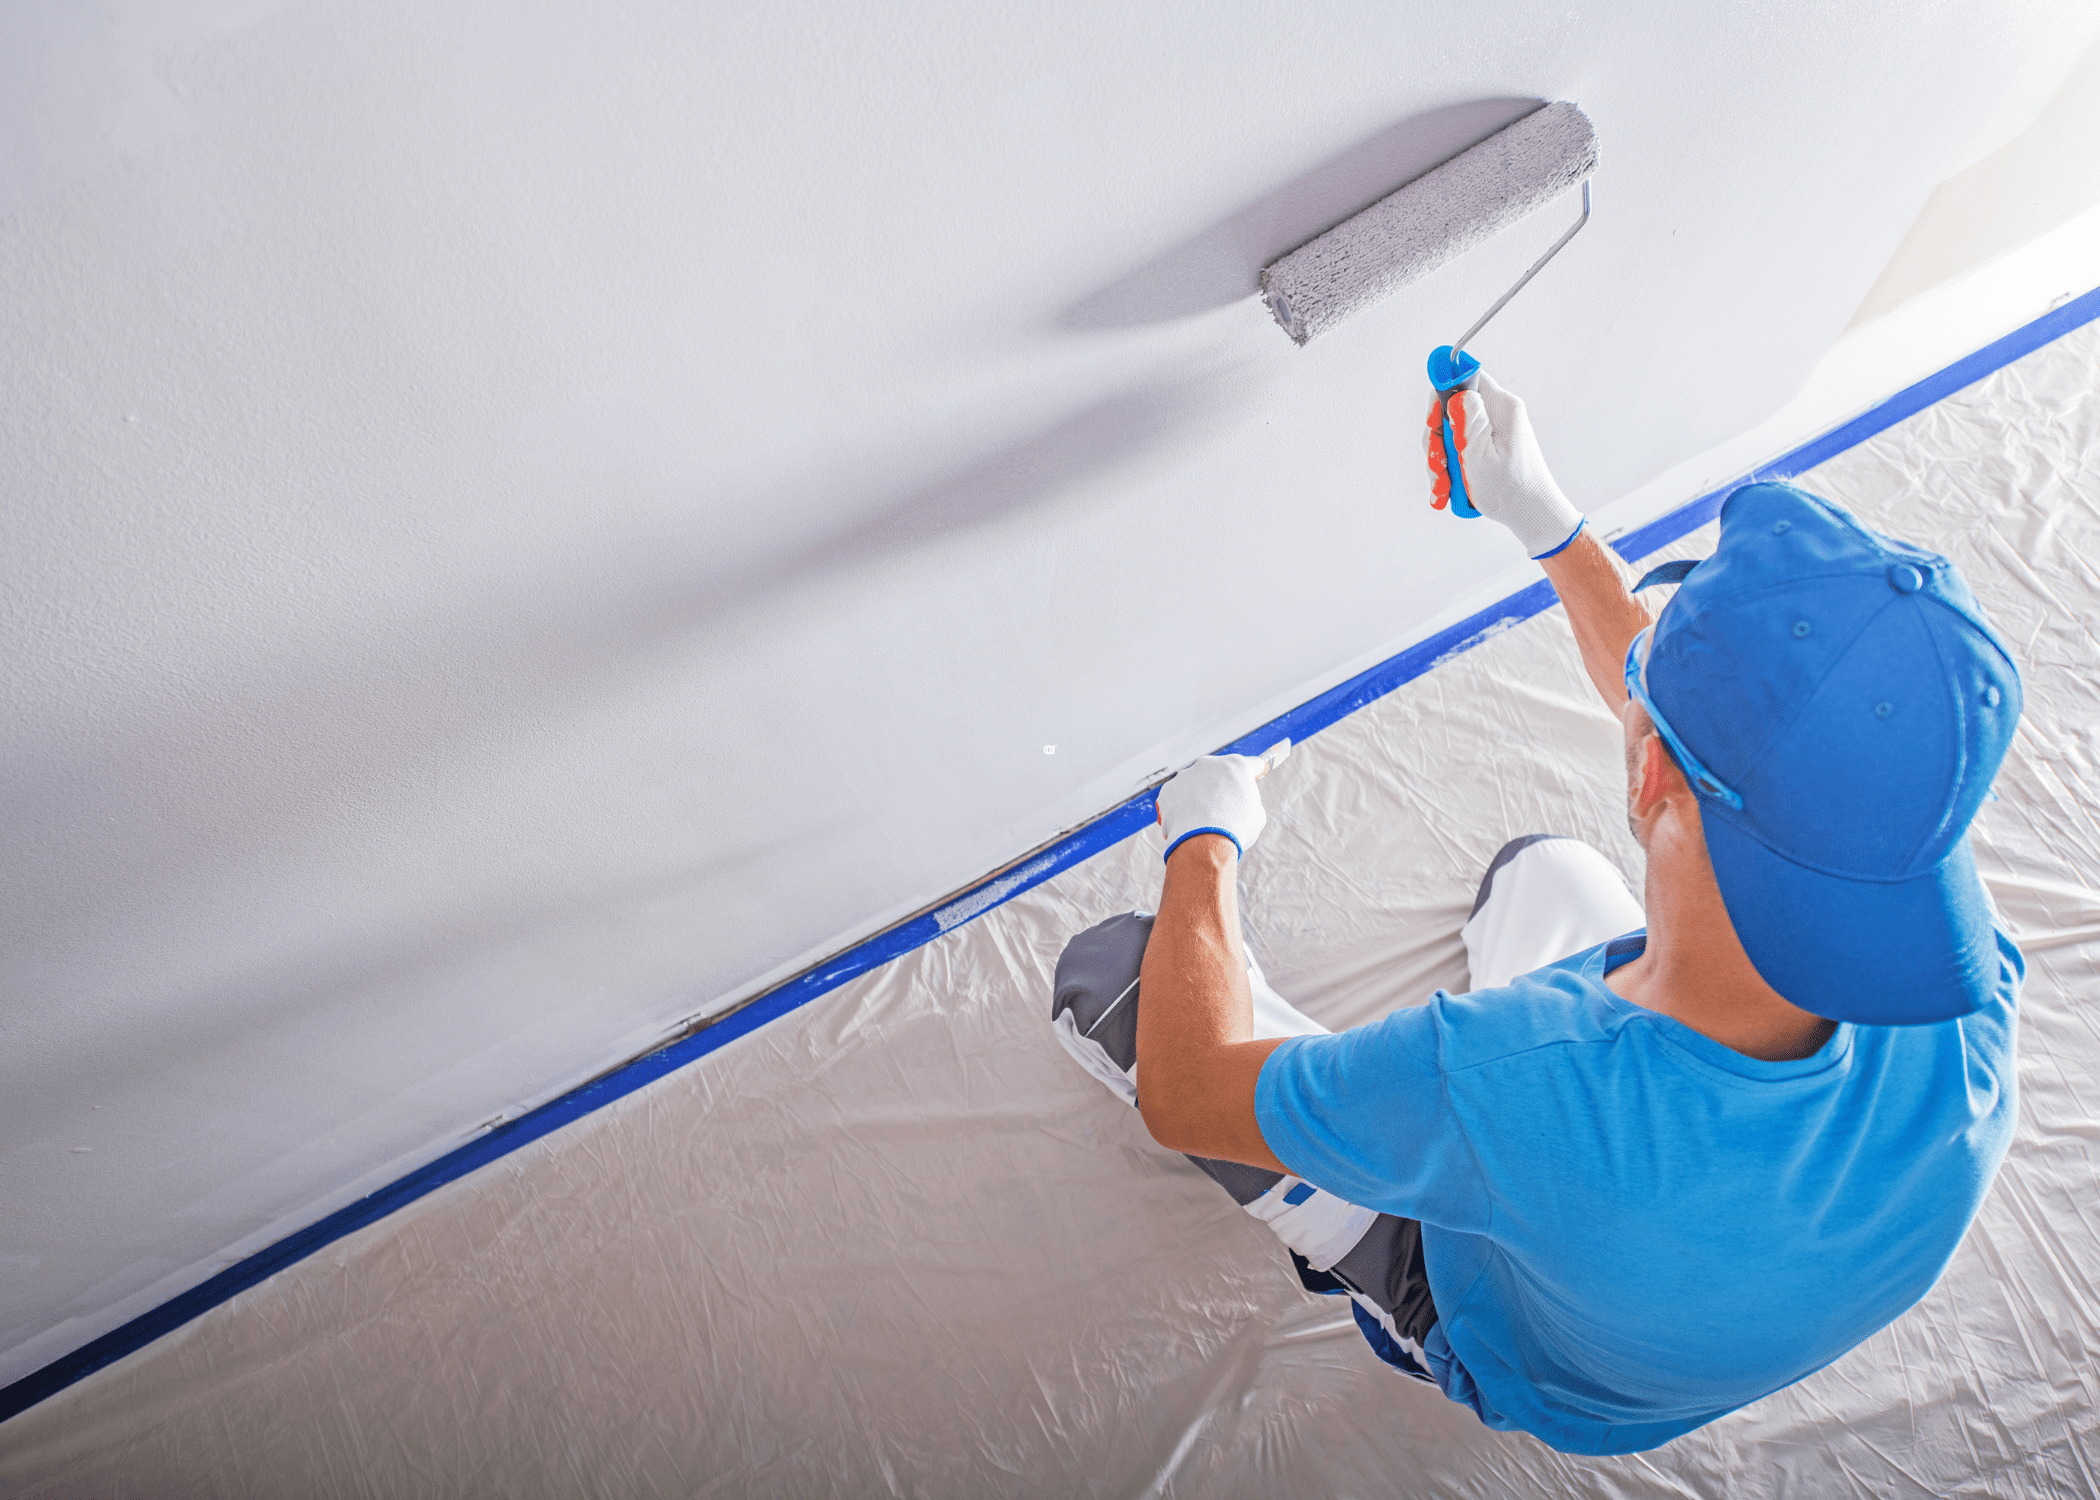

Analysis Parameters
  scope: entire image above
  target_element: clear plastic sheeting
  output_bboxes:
[5,325,2098,1497]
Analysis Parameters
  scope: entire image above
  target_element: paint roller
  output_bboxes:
[1258,101,1597,518]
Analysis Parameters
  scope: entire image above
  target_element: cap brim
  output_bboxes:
[1700,808,2001,1025]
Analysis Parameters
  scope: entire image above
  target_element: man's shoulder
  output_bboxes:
[1428,944,1645,1074]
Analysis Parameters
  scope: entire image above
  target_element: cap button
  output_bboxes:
[1888,563,1924,594]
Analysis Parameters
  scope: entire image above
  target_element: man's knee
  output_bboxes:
[1463,835,1644,991]
[1469,834,1572,920]
[1051,911,1152,1069]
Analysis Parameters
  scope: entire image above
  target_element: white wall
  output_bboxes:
[4,0,2095,1383]
[1851,33,2100,326]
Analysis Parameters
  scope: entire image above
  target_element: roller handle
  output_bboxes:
[1427,345,1484,520]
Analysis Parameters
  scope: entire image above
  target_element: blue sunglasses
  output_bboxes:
[1622,627,1744,810]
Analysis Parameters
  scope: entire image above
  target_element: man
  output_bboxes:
[1050,373,2024,1454]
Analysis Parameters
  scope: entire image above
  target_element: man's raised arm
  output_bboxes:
[1539,533,1650,711]
[1426,372,1650,711]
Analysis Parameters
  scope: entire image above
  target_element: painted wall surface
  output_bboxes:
[2,1,2094,1382]
[1851,33,2100,326]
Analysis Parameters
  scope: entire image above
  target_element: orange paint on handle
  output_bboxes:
[1426,397,1451,508]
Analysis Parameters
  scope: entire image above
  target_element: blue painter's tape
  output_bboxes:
[7,283,2097,1427]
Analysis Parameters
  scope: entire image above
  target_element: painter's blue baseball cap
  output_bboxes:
[1623,483,2020,1025]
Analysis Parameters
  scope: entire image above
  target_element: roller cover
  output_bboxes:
[1260,102,1598,345]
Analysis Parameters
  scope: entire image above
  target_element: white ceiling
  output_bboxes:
[4,0,2095,1384]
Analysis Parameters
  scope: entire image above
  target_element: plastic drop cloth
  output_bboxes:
[4,323,2098,1498]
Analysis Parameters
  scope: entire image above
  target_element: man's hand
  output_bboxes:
[1154,752,1273,863]
[1423,370,1648,708]
[1424,371,1586,559]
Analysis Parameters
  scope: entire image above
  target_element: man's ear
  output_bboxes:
[1632,732,1674,820]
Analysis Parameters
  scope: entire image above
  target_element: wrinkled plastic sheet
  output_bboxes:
[5,325,2098,1498]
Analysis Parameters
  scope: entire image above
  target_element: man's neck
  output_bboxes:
[1606,809,1837,1063]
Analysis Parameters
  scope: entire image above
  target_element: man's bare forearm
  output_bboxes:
[1135,836,1290,1171]
[1540,530,1652,710]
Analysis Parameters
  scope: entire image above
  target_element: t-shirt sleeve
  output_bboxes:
[1254,1001,1491,1230]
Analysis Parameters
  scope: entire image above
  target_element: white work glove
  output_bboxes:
[1424,372,1586,559]
[1154,744,1288,862]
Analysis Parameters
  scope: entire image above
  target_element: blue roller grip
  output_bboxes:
[1427,345,1483,519]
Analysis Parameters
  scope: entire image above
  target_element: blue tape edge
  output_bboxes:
[6,281,2096,1427]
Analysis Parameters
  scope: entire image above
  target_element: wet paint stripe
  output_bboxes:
[6,282,2096,1426]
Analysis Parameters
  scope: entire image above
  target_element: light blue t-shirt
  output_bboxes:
[1255,930,2021,1455]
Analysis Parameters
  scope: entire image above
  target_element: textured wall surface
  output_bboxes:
[3,0,2096,1387]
